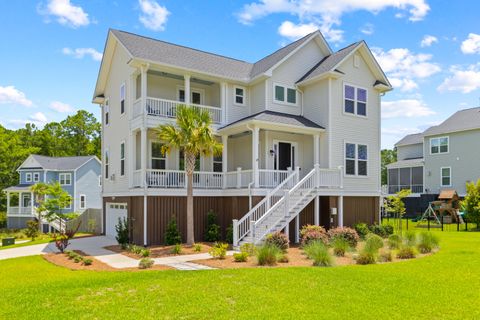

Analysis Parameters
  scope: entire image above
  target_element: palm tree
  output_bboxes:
[158,105,222,245]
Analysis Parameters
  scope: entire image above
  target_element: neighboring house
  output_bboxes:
[3,155,102,230]
[386,107,480,201]
[93,29,392,246]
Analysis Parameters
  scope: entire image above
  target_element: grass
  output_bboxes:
[0,232,480,319]
[0,232,93,250]
[382,217,480,232]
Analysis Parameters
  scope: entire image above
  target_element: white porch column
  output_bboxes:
[19,192,22,211]
[252,127,259,188]
[338,195,344,227]
[6,192,10,213]
[222,135,228,189]
[128,130,135,188]
[220,82,227,124]
[313,134,320,165]
[314,195,320,225]
[184,74,191,105]
[140,128,147,188]
[30,191,34,215]
[140,65,148,117]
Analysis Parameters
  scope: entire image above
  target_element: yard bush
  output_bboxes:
[115,217,129,249]
[25,220,39,241]
[165,216,182,245]
[52,226,79,253]
[328,227,359,247]
[332,237,349,257]
[365,233,384,252]
[140,249,150,257]
[193,243,202,252]
[300,225,328,246]
[73,256,83,263]
[225,224,233,244]
[256,244,281,266]
[233,252,248,262]
[82,258,93,266]
[128,244,143,255]
[0,212,6,229]
[66,250,78,260]
[138,258,154,269]
[204,210,221,242]
[171,244,182,255]
[404,231,417,246]
[354,223,370,239]
[417,232,439,253]
[383,224,394,236]
[378,250,393,262]
[387,234,402,249]
[209,242,228,259]
[277,254,289,263]
[356,250,376,265]
[368,224,391,238]
[265,231,289,253]
[240,243,257,256]
[397,246,416,259]
[303,240,332,267]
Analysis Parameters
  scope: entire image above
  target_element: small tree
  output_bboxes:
[25,220,39,240]
[204,210,221,242]
[31,182,72,232]
[115,217,129,249]
[385,189,411,233]
[165,216,182,245]
[52,223,80,253]
[462,179,480,230]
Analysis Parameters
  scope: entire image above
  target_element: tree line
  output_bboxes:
[0,110,100,213]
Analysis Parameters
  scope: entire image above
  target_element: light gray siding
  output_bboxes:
[397,143,423,160]
[75,158,102,210]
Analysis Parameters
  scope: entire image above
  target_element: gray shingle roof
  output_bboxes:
[27,155,96,171]
[423,107,480,136]
[395,133,424,147]
[296,42,362,83]
[220,110,324,130]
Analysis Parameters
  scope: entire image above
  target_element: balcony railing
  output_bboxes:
[132,97,223,124]
[7,207,34,216]
[387,184,423,194]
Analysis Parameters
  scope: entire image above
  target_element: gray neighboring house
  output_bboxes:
[386,107,480,198]
[3,155,102,229]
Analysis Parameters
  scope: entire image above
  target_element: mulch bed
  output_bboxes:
[105,242,216,259]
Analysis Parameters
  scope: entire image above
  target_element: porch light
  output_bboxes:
[269,149,275,157]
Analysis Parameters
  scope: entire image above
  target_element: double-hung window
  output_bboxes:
[26,173,32,183]
[345,143,368,176]
[80,195,86,210]
[104,99,109,125]
[274,84,297,105]
[33,172,40,182]
[441,167,451,186]
[105,149,109,179]
[234,86,245,105]
[120,84,125,115]
[59,173,71,185]
[430,137,448,154]
[213,154,222,173]
[151,142,166,170]
[120,142,125,176]
[344,84,367,116]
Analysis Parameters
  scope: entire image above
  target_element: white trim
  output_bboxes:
[273,139,298,171]
[25,172,32,183]
[120,141,126,177]
[429,136,449,155]
[440,166,452,187]
[343,82,368,118]
[59,173,72,186]
[233,85,246,106]
[79,194,87,210]
[272,82,298,106]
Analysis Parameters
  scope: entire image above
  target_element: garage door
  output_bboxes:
[105,203,128,238]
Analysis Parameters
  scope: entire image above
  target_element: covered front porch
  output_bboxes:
[4,186,35,217]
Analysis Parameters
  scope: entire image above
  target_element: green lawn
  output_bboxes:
[1,232,480,319]
[0,233,94,250]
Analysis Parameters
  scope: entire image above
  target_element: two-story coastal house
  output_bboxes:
[93,29,392,246]
[4,155,102,230]
[386,107,480,214]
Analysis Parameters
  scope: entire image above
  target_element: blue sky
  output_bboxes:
[1,0,479,148]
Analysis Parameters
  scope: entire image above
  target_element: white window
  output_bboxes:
[105,149,109,179]
[98,175,102,187]
[344,84,367,116]
[33,172,40,182]
[234,86,245,105]
[345,143,368,176]
[79,194,86,210]
[104,99,109,125]
[178,88,203,105]
[274,84,297,105]
[120,83,125,115]
[25,172,32,182]
[441,167,451,186]
[59,173,72,185]
[430,137,449,154]
[213,154,222,172]
[120,142,125,176]
[151,142,166,170]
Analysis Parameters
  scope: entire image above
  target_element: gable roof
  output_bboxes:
[20,155,98,171]
[220,110,324,130]
[423,107,480,136]
[395,133,424,147]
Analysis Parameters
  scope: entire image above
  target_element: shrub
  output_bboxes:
[277,254,289,263]
[138,258,154,269]
[397,246,416,259]
[0,212,6,229]
[332,237,349,257]
[25,220,39,241]
[193,243,202,252]
[115,217,129,249]
[303,241,332,267]
[73,256,83,263]
[369,224,389,238]
[387,234,402,249]
[256,244,281,266]
[417,232,439,253]
[82,258,93,266]
[140,249,150,257]
[240,243,257,256]
[328,227,359,248]
[378,250,393,262]
[233,252,248,262]
[300,225,328,246]
[365,233,384,252]
[265,231,289,253]
[204,210,221,242]
[52,227,78,253]
[171,243,182,255]
[209,242,228,259]
[354,223,370,239]
[404,231,417,246]
[225,224,233,244]
[66,250,78,260]
[165,216,182,245]
[383,224,394,236]
[128,244,143,255]
[356,250,376,265]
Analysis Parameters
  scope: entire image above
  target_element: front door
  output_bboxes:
[278,142,292,171]
[22,193,31,208]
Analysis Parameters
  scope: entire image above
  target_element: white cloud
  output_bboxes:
[138,0,170,31]
[62,47,102,61]
[437,64,480,93]
[372,47,441,91]
[39,0,90,28]
[382,99,435,119]
[360,23,374,35]
[238,0,429,43]
[278,21,318,40]
[7,112,48,129]
[0,86,33,107]
[420,35,438,47]
[50,101,75,113]
[461,33,480,54]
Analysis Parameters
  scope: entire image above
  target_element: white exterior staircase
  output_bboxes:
[233,165,342,247]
